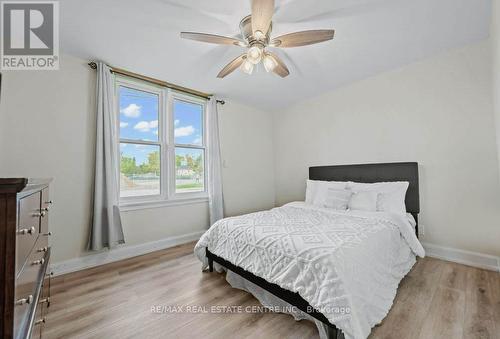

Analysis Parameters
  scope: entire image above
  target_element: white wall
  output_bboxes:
[0,54,275,263]
[493,0,500,173]
[219,101,275,216]
[0,57,97,263]
[273,41,500,257]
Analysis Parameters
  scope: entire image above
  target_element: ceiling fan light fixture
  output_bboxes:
[180,0,336,79]
[263,53,277,72]
[247,45,263,64]
[254,30,265,40]
[240,59,254,75]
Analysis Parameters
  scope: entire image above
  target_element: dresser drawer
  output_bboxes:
[18,192,42,232]
[14,240,48,338]
[0,179,52,339]
[38,276,50,338]
[31,303,43,339]
[40,277,50,311]
[16,192,42,273]
[40,188,51,235]
[35,227,49,255]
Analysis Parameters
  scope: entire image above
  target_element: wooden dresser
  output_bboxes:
[0,179,52,339]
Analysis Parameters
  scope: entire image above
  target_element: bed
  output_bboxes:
[194,162,425,339]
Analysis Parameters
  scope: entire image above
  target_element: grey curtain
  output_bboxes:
[207,98,224,226]
[88,62,125,250]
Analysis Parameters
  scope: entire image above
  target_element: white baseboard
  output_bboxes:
[50,231,205,276]
[422,242,500,272]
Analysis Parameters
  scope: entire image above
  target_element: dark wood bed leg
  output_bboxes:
[206,247,214,272]
[208,256,214,272]
[326,325,344,339]
[326,325,337,339]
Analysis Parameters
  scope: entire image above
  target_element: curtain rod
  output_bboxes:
[88,61,225,105]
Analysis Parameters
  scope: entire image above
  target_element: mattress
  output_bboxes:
[194,202,425,339]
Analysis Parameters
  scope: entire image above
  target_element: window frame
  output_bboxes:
[115,75,208,210]
[168,91,208,199]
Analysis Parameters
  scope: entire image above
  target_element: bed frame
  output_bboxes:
[309,162,420,236]
[206,162,420,339]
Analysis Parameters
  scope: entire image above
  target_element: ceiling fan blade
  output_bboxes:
[251,0,275,36]
[217,54,247,78]
[271,30,334,48]
[266,52,290,78]
[181,32,245,46]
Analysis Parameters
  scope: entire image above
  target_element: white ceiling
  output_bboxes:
[60,0,491,110]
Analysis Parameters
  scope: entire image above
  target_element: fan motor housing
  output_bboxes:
[239,15,272,45]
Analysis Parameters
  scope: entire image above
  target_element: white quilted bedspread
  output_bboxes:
[194,202,425,339]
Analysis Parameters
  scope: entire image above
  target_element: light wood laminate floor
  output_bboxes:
[45,242,500,339]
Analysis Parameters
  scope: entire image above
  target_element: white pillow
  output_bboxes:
[305,180,348,206]
[324,188,352,210]
[347,181,409,214]
[348,191,378,212]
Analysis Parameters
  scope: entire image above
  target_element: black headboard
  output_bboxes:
[309,162,419,234]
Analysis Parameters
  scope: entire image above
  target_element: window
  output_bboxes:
[173,99,205,193]
[116,76,207,206]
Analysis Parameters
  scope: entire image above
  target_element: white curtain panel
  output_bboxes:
[88,62,125,250]
[207,98,224,226]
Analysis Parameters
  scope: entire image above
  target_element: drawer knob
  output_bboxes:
[34,318,46,325]
[43,231,52,237]
[43,201,53,211]
[39,297,50,304]
[18,226,36,235]
[15,295,33,306]
[32,258,45,266]
[37,247,48,253]
[34,211,47,217]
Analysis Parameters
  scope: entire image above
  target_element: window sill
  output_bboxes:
[120,196,209,212]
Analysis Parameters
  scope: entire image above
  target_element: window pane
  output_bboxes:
[175,147,204,193]
[119,86,159,142]
[120,143,160,197]
[173,99,203,146]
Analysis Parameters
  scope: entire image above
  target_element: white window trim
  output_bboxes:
[168,91,208,200]
[120,196,209,212]
[115,76,208,210]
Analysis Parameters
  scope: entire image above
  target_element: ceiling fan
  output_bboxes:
[180,0,335,78]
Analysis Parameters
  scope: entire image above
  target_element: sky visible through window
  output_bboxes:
[120,86,158,143]
[174,99,203,147]
[119,87,203,164]
[119,85,205,196]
